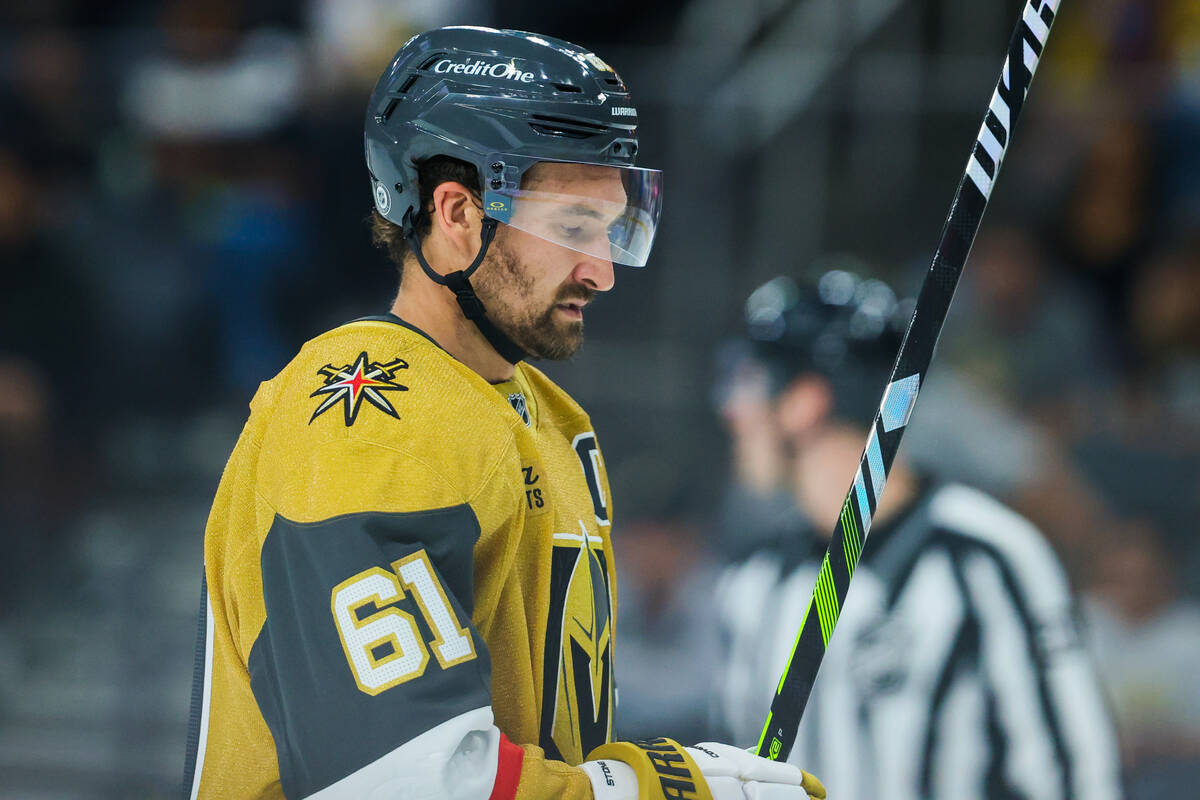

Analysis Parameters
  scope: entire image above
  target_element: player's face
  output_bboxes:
[472,163,624,360]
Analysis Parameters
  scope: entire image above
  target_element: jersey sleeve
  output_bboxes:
[213,434,596,800]
[950,505,1123,800]
[249,497,493,797]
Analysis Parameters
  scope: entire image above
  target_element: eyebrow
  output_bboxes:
[555,203,629,229]
[557,203,606,220]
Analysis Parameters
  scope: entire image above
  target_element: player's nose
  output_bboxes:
[573,253,615,292]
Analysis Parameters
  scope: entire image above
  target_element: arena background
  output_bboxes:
[1,0,1198,796]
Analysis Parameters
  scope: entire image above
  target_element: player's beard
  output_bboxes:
[472,234,594,361]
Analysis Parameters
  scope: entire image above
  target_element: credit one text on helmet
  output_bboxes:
[433,59,535,83]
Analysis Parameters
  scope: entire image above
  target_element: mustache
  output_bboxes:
[554,286,596,305]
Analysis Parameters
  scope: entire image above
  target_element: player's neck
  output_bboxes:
[390,284,516,383]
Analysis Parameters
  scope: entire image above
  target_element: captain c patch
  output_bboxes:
[310,352,408,426]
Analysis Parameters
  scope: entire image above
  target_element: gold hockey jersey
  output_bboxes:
[183,315,616,799]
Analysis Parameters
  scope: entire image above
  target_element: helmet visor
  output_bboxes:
[483,163,663,268]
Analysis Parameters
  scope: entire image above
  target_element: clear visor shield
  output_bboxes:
[482,162,663,268]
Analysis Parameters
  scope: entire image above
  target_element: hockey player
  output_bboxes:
[713,272,1124,800]
[182,27,824,800]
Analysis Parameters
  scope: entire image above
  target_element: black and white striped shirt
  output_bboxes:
[714,482,1122,800]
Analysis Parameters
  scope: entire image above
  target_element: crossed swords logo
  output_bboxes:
[309,352,409,426]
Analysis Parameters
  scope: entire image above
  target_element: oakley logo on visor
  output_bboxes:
[485,198,512,223]
[433,59,535,83]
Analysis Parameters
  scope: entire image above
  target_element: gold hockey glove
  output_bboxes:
[580,737,824,800]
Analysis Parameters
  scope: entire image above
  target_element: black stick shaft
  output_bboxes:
[756,0,1063,762]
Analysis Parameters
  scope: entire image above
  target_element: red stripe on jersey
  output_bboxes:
[488,733,524,800]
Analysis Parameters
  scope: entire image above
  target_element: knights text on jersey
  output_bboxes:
[182,316,615,799]
[714,483,1123,800]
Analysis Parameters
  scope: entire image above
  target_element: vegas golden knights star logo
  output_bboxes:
[539,526,613,765]
[309,352,408,426]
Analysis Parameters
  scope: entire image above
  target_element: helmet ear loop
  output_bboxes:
[400,202,525,364]
[401,206,499,321]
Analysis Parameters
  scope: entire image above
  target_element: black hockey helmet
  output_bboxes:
[364,26,663,364]
[364,26,662,268]
[744,267,912,424]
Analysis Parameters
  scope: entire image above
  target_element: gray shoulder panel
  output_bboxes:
[249,505,492,799]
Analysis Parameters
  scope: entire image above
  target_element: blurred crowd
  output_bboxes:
[1,0,1199,797]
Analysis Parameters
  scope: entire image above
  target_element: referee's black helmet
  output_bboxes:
[745,268,913,425]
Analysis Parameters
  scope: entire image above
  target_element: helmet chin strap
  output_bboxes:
[402,209,529,366]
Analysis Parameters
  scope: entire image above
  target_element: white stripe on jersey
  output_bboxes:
[189,591,215,800]
[933,484,1122,799]
[817,571,879,800]
[928,484,1071,608]
[867,551,965,798]
[932,672,988,800]
[1047,648,1123,800]
[713,553,783,744]
[963,552,1066,799]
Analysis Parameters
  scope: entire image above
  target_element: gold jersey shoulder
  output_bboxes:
[245,318,528,523]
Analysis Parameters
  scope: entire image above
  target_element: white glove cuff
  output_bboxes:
[579,758,639,800]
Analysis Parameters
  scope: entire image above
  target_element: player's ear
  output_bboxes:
[430,181,482,260]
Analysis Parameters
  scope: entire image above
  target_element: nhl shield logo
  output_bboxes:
[508,392,531,426]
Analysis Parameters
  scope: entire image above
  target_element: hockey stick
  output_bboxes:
[756,0,1063,762]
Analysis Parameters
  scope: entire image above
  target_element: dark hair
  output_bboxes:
[370,155,481,276]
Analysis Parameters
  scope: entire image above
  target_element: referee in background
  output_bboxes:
[711,271,1123,800]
